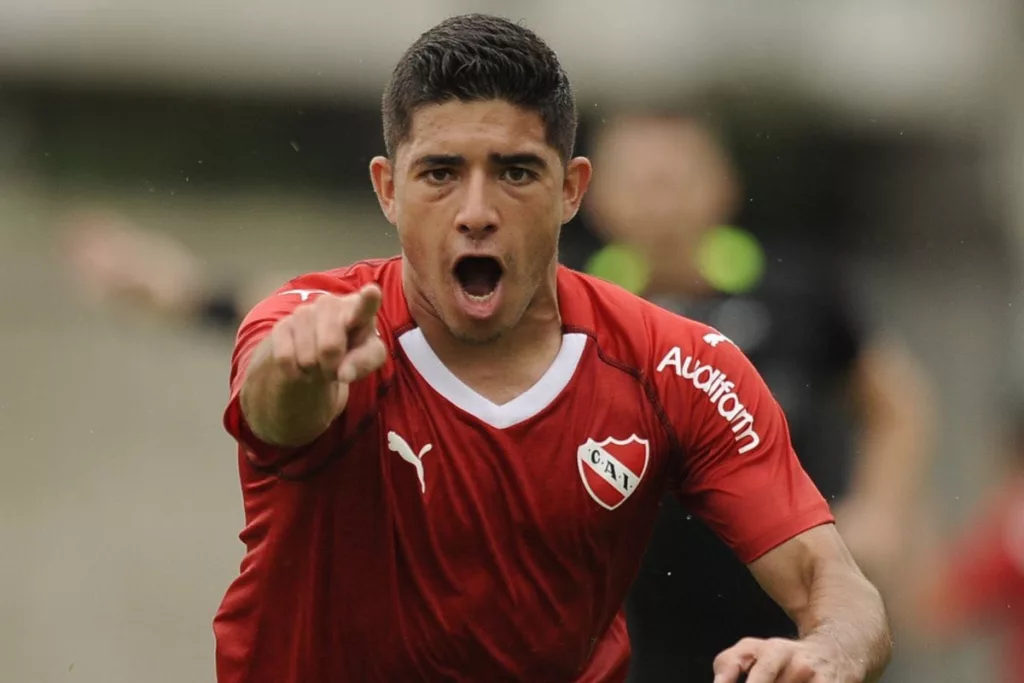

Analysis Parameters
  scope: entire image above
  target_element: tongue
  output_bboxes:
[462,269,496,297]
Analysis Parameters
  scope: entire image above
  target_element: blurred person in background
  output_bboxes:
[910,401,1024,683]
[565,113,935,681]
[59,207,287,334]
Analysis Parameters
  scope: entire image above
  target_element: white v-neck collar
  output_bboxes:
[397,328,588,430]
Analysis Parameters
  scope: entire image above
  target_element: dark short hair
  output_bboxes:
[381,14,578,162]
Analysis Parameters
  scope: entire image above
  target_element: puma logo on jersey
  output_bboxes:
[387,431,433,493]
[702,331,734,348]
[280,288,330,301]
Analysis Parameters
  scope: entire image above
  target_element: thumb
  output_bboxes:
[337,335,388,384]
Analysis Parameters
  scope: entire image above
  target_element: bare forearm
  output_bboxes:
[239,339,346,447]
[800,561,892,682]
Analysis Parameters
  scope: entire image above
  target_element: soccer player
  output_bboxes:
[215,14,891,683]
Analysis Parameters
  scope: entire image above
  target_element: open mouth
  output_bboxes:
[454,256,503,300]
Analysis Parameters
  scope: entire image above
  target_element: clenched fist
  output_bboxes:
[269,284,388,384]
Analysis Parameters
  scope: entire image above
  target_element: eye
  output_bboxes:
[501,166,536,185]
[423,168,454,184]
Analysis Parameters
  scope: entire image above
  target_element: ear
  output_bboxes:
[561,156,593,225]
[369,156,397,225]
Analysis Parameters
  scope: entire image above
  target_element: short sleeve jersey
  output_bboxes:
[214,256,833,683]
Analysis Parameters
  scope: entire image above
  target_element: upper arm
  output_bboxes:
[651,320,834,563]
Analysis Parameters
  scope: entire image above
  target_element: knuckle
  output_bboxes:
[714,640,746,663]
[270,343,297,371]
[737,637,763,651]
[317,298,349,324]
[793,661,817,678]
[293,302,315,317]
[288,304,316,329]
[313,293,341,310]
[318,336,344,354]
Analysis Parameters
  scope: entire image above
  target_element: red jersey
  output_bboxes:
[215,257,833,683]
[927,478,1024,683]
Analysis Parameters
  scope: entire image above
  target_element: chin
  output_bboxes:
[448,317,508,345]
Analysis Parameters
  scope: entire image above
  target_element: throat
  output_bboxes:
[432,324,565,405]
[403,259,565,404]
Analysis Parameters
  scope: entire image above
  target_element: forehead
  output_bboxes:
[399,99,553,162]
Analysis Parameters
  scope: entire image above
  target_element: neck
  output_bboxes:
[402,260,564,404]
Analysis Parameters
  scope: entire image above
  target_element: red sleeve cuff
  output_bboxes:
[223,389,306,470]
[731,502,836,564]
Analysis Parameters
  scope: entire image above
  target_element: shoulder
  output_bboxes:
[559,267,723,376]
[227,256,404,395]
[240,256,404,330]
[274,257,399,300]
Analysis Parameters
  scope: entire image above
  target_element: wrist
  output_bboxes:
[803,631,864,682]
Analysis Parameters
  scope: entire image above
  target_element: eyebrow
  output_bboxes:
[411,152,549,170]
[489,153,548,170]
[413,154,464,169]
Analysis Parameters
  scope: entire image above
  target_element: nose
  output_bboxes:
[454,169,499,239]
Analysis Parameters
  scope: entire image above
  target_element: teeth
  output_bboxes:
[466,291,496,302]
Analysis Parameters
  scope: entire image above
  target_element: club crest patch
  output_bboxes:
[577,435,649,510]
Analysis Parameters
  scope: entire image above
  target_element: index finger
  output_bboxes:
[743,650,787,683]
[346,284,382,330]
[713,655,750,683]
[713,645,758,683]
[712,663,745,683]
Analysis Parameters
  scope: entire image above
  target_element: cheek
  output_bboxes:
[516,208,560,271]
[396,221,449,284]
[398,228,430,269]
[394,191,433,259]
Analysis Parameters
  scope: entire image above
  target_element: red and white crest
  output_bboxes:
[577,435,650,510]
